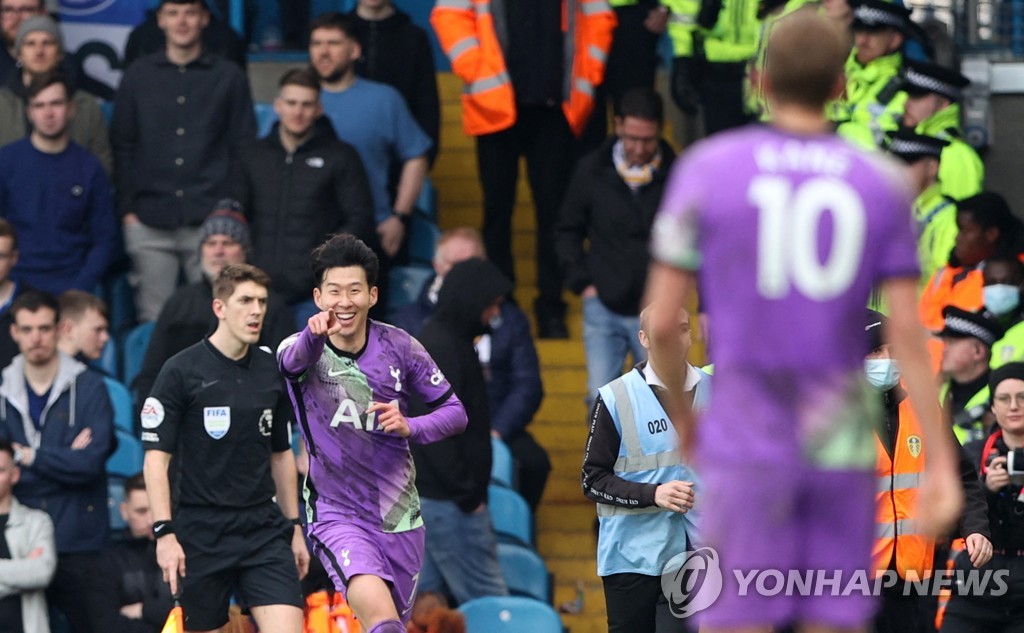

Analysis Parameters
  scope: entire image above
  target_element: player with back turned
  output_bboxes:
[142,264,309,633]
[642,8,964,633]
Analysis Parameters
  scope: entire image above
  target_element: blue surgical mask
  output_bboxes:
[864,359,901,391]
[984,284,1021,317]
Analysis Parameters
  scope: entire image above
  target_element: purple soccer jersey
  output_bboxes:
[652,126,919,466]
[278,321,467,532]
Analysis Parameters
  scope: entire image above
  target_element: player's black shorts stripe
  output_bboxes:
[291,385,318,459]
[310,533,348,586]
[425,387,455,409]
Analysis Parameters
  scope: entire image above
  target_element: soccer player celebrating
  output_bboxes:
[643,8,963,633]
[142,264,309,633]
[277,234,467,632]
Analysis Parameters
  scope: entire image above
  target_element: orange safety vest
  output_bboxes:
[919,265,984,333]
[872,397,935,580]
[431,0,616,137]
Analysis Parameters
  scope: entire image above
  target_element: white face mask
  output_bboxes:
[984,284,1021,317]
[864,358,901,390]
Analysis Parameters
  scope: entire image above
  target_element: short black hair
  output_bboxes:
[279,67,321,93]
[309,11,357,40]
[25,71,69,103]
[11,290,60,323]
[158,0,207,9]
[618,87,663,125]
[0,439,12,460]
[311,233,379,288]
[957,191,1024,256]
[984,253,1024,281]
[124,473,146,496]
[0,218,18,250]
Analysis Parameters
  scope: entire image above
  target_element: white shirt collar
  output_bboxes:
[643,362,701,392]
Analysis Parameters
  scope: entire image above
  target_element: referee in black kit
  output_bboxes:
[142,264,309,632]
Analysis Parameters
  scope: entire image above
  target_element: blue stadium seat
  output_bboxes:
[105,271,137,336]
[108,477,126,532]
[103,376,135,434]
[107,429,143,479]
[407,213,441,267]
[99,100,114,125]
[123,322,155,390]
[497,543,552,603]
[488,485,533,547]
[416,176,437,220]
[387,266,433,314]
[491,436,515,488]
[92,337,119,380]
[254,102,276,138]
[459,596,562,633]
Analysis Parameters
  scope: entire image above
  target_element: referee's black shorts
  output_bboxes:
[177,502,304,631]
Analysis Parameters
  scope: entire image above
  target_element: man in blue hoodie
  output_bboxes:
[0,290,116,633]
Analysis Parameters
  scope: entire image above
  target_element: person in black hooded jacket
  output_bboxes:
[409,257,512,604]
[234,68,377,309]
[349,0,440,166]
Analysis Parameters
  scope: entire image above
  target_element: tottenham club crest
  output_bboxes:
[907,435,922,458]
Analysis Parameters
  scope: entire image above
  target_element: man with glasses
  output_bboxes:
[0,0,43,85]
[555,88,677,406]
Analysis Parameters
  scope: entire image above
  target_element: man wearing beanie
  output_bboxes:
[132,201,294,405]
[0,15,110,172]
[0,0,44,84]
[111,0,255,322]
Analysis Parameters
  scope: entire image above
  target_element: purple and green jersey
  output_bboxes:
[651,126,919,467]
[278,320,467,533]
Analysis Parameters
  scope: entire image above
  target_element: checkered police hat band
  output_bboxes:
[854,5,905,27]
[945,315,997,345]
[905,68,960,100]
[889,138,941,157]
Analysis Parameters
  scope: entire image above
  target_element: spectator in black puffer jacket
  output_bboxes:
[233,68,376,324]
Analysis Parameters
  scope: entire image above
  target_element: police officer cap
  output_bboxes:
[936,306,1005,347]
[990,362,1024,395]
[886,129,949,163]
[865,309,888,351]
[902,60,970,101]
[851,0,912,31]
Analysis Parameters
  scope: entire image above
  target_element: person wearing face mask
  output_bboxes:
[865,310,992,633]
[984,255,1024,370]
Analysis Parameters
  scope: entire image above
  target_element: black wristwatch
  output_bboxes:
[392,209,411,224]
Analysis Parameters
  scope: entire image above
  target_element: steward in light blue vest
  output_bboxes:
[593,363,710,577]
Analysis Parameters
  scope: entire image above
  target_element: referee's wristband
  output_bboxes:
[153,520,175,539]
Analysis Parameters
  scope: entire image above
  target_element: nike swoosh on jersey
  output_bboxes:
[326,368,347,377]
[201,380,218,389]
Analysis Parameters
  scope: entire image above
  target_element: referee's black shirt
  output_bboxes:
[141,339,293,508]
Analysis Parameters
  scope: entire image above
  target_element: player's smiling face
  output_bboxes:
[314,266,378,346]
[215,280,268,345]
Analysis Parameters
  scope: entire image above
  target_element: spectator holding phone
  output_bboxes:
[950,362,1024,631]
